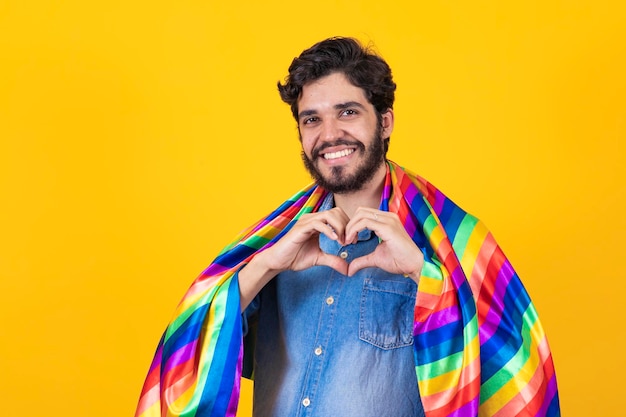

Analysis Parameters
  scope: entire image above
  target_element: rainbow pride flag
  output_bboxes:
[135,161,559,417]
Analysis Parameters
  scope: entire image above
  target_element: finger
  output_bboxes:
[347,253,377,276]
[315,208,350,244]
[345,215,383,243]
[347,210,404,243]
[296,213,345,243]
[316,252,349,275]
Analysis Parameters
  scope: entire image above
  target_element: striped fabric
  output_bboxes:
[135,161,559,417]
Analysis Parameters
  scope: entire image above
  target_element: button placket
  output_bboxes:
[299,264,345,416]
[297,227,355,416]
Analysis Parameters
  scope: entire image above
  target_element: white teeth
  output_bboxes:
[323,149,355,160]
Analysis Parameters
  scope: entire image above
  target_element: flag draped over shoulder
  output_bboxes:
[135,161,559,417]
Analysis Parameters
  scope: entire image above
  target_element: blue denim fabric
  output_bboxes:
[243,195,425,417]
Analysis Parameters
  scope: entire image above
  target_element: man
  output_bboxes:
[136,38,559,417]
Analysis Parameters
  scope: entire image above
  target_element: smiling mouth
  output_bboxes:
[322,148,355,160]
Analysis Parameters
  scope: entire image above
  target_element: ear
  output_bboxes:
[380,109,394,139]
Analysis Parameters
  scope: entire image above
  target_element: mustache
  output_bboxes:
[311,139,365,159]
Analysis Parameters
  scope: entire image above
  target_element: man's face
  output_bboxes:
[297,72,394,194]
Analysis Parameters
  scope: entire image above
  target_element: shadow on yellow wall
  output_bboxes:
[0,1,624,416]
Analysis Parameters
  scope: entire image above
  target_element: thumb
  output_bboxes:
[316,252,349,276]
[347,254,376,276]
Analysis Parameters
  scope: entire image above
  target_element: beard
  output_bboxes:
[301,126,386,194]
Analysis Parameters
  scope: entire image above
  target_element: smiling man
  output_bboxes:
[297,73,389,196]
[237,55,425,417]
[136,38,560,417]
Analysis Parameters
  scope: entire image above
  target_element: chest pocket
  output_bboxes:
[359,276,417,350]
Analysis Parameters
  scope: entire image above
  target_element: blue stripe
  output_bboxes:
[547,391,561,417]
[163,304,210,360]
[415,333,465,364]
[415,319,465,350]
[196,278,242,416]
[479,275,532,381]
[438,204,466,244]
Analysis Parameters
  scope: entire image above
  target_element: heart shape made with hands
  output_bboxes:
[272,206,424,282]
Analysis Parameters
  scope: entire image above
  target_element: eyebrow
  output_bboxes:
[298,101,367,120]
[335,101,366,111]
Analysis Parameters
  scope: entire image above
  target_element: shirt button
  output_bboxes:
[314,346,323,356]
[326,296,334,305]
[302,397,311,407]
[339,251,348,259]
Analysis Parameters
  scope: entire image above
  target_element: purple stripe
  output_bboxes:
[148,343,164,373]
[202,263,230,276]
[449,264,467,289]
[448,397,479,417]
[226,344,244,417]
[401,185,419,237]
[382,182,391,202]
[404,217,417,241]
[479,260,515,341]
[404,182,419,204]
[415,303,461,335]
[252,218,271,230]
[293,193,311,209]
[163,340,197,375]
[535,374,559,417]
[432,189,446,216]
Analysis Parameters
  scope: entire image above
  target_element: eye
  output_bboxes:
[302,116,319,125]
[341,109,358,117]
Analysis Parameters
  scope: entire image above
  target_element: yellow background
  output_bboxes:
[1,1,624,416]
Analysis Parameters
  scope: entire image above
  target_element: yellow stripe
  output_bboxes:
[417,275,444,296]
[479,319,543,412]
[459,222,488,279]
[166,382,197,417]
[427,222,446,249]
[418,332,481,394]
[137,401,161,417]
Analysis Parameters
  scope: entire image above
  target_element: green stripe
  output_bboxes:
[479,304,540,402]
[242,235,271,250]
[450,214,478,262]
[193,278,233,404]
[164,281,221,341]
[416,320,479,378]
[421,260,444,280]
[422,214,438,237]
[417,349,463,379]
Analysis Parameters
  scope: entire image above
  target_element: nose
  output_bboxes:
[320,118,341,142]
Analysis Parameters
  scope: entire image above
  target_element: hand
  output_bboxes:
[344,208,423,283]
[259,207,351,276]
[239,208,353,310]
[239,206,423,310]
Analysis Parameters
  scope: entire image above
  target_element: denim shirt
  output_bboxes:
[243,195,425,417]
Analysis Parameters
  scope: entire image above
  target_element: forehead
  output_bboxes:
[297,72,370,111]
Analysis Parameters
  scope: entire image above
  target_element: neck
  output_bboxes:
[333,163,387,218]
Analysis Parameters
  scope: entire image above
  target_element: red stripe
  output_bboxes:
[423,365,482,417]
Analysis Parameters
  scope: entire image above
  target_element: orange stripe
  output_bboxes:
[468,232,499,300]
[162,357,197,405]
[491,350,552,417]
[420,346,481,400]
[475,244,507,327]
[422,364,482,417]
[135,383,161,417]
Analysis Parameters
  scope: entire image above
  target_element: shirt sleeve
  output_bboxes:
[241,289,261,337]
[239,270,261,380]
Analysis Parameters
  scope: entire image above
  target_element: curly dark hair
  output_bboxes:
[277,37,397,123]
